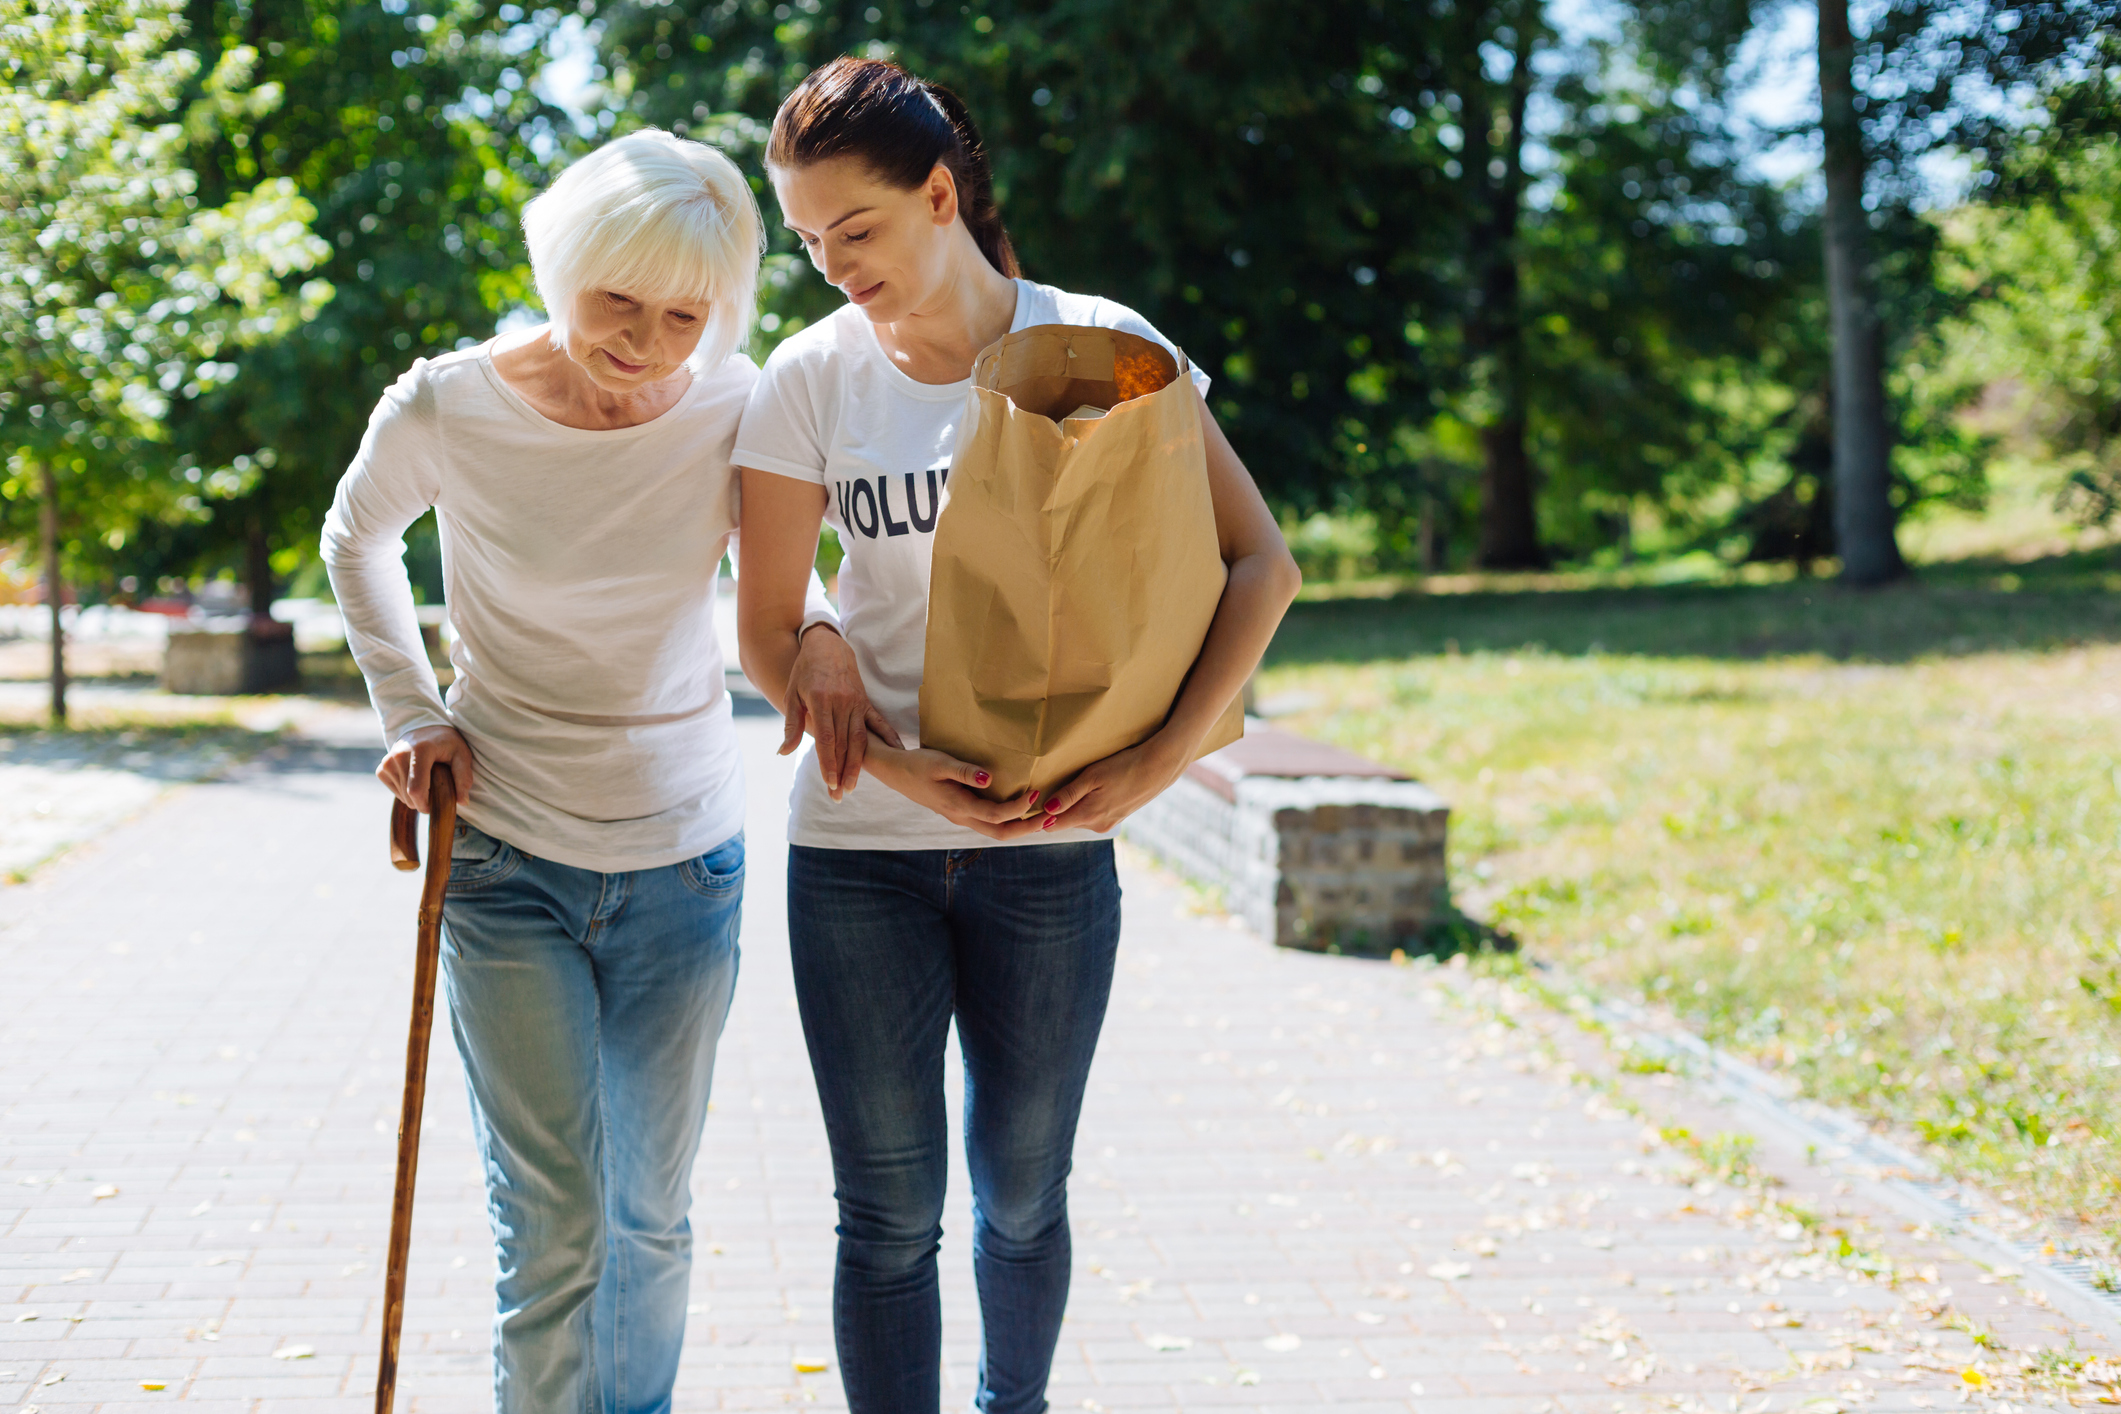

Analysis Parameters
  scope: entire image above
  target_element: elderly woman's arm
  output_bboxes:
[320,373,476,812]
[736,472,904,801]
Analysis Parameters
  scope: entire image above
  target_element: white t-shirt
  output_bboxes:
[733,278,1212,851]
[323,341,825,873]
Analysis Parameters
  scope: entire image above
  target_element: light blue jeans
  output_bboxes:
[439,820,744,1414]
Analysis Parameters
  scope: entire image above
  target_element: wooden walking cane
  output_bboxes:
[376,764,457,1414]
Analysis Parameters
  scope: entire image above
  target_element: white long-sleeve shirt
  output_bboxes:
[322,340,826,873]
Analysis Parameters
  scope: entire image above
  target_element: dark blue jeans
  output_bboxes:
[787,842,1122,1414]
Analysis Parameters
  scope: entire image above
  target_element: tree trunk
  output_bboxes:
[1470,5,1547,570]
[1818,0,1906,586]
[1479,418,1540,567]
[39,460,66,726]
[247,513,274,620]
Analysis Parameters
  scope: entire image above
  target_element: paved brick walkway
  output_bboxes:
[2,720,2112,1411]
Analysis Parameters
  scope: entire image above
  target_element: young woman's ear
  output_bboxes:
[924,163,960,226]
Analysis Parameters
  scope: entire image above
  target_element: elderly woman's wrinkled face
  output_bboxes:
[565,288,709,392]
[772,157,957,326]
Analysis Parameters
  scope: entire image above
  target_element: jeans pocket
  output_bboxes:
[678,833,745,898]
[447,822,521,891]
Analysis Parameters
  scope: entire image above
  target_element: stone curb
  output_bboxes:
[1576,985,2121,1340]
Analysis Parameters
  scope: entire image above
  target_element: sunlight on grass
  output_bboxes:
[1261,576,2121,1256]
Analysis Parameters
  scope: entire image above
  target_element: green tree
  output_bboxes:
[0,0,329,721]
[159,0,561,614]
[1811,0,2118,585]
[1939,137,2121,523]
[601,0,1461,538]
[1409,0,1782,567]
[1515,58,1819,561]
[603,0,1803,572]
[1419,0,1553,567]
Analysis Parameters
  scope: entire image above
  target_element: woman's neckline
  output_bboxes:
[855,278,1027,398]
[481,329,699,435]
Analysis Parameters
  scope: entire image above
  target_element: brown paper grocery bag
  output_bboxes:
[919,323,1245,803]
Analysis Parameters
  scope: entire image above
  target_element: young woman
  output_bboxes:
[323,129,877,1414]
[734,58,1301,1412]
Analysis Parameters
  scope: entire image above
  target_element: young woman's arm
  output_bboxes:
[737,467,1040,836]
[734,471,893,798]
[1038,393,1302,833]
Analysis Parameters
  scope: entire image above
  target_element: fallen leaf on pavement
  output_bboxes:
[1147,1334,1192,1351]
[273,1345,315,1361]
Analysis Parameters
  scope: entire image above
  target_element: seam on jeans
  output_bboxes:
[594,1000,620,1414]
[586,870,632,944]
[944,848,982,889]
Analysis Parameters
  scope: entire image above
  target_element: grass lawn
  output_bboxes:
[1258,538,2121,1263]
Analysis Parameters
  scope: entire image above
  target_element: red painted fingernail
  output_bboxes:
[1027,789,1040,805]
[1041,816,1056,830]
[975,771,990,786]
[1045,798,1061,813]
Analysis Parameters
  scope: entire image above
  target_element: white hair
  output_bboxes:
[522,128,764,369]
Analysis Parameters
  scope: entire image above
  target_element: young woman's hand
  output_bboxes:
[782,623,902,800]
[862,737,1044,840]
[1037,734,1189,835]
[378,724,476,813]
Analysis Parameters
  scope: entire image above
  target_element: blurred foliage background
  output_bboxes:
[3,0,2117,599]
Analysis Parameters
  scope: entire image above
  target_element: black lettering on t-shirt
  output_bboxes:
[905,467,941,533]
[848,477,880,538]
[878,475,910,536]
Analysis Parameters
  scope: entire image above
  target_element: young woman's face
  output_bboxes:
[772,156,958,324]
[564,287,708,392]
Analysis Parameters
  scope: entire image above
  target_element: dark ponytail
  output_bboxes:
[767,56,1020,279]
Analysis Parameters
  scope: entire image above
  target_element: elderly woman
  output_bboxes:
[321,130,877,1414]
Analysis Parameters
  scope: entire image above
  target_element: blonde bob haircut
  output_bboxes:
[522,128,764,369]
